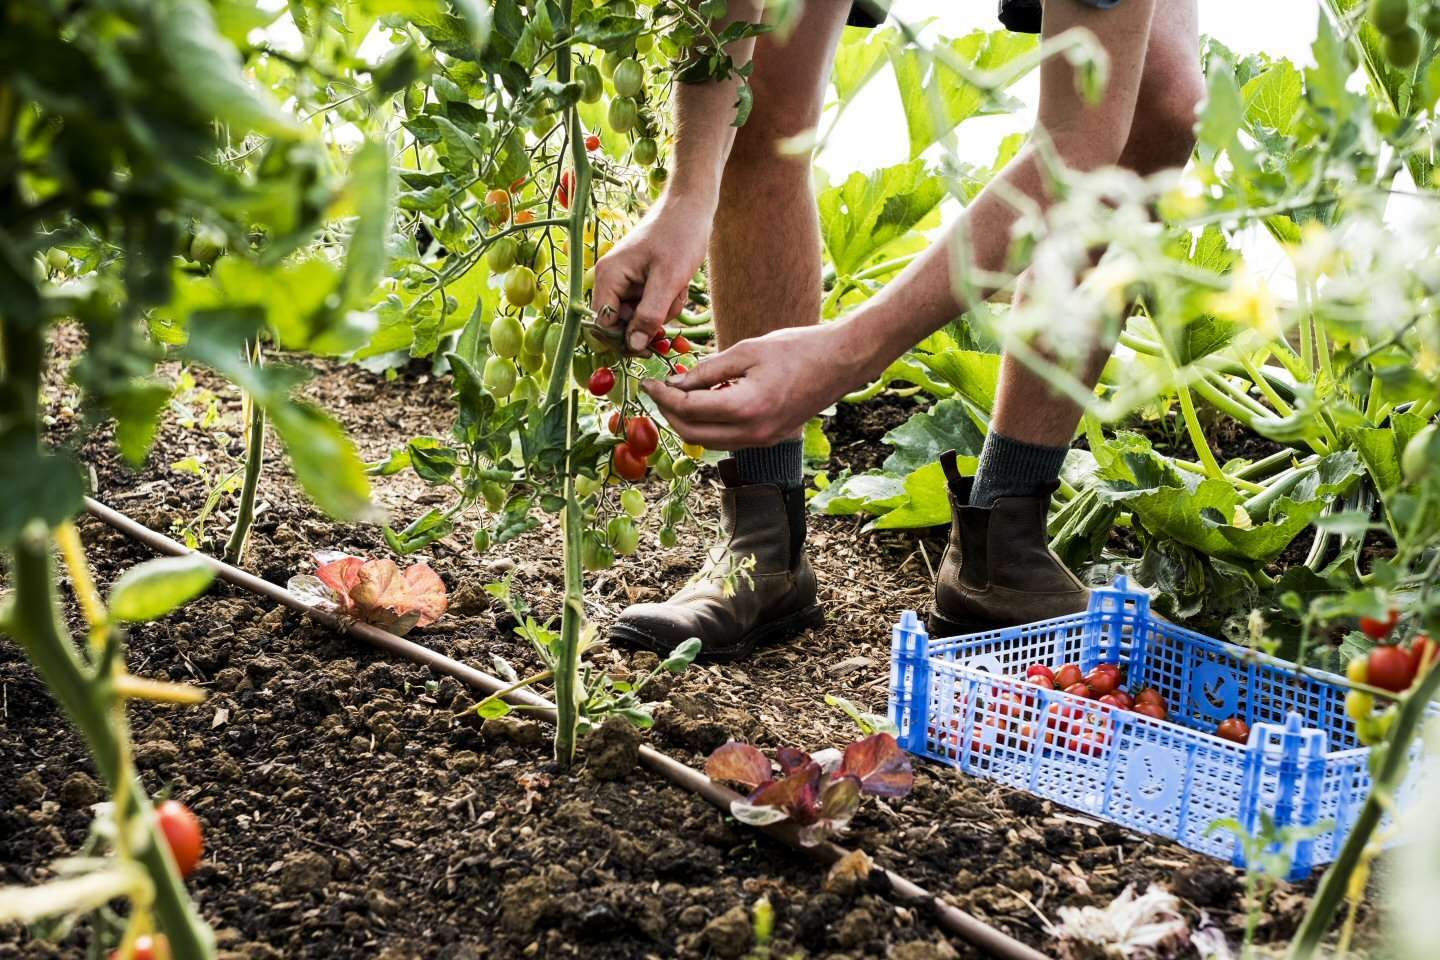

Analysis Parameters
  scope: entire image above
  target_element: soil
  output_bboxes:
[1,327,1375,959]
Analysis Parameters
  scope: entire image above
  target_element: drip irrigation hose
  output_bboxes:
[81,496,1048,960]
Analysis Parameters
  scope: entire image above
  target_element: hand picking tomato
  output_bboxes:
[624,415,660,457]
[612,443,648,481]
[1054,664,1083,689]
[1134,701,1167,721]
[1025,664,1054,684]
[1216,717,1250,744]
[585,133,601,151]
[1359,609,1399,640]
[587,367,616,397]
[671,334,692,354]
[1085,666,1119,696]
[1366,643,1416,693]
[156,799,203,878]
[651,335,671,355]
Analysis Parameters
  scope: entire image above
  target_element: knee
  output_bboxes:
[720,118,812,199]
[1131,71,1205,173]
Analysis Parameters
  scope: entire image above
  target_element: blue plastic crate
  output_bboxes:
[887,577,1430,880]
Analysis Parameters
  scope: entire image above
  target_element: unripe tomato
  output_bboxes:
[518,350,544,375]
[1402,423,1435,484]
[189,228,225,264]
[588,367,616,397]
[607,515,640,556]
[490,314,524,359]
[681,441,704,459]
[613,58,644,98]
[1346,688,1375,722]
[632,136,658,166]
[484,188,511,226]
[625,416,660,457]
[523,317,549,356]
[504,266,538,307]
[1347,656,1369,685]
[612,442,648,481]
[648,166,668,194]
[1053,664,1083,689]
[671,334,693,355]
[543,324,562,362]
[1370,0,1411,35]
[608,96,639,133]
[659,526,679,548]
[673,456,698,477]
[576,63,604,103]
[1387,26,1422,66]
[585,133,602,151]
[156,800,203,878]
[45,248,71,272]
[621,488,646,518]
[1359,609,1399,640]
[652,449,675,481]
[404,83,426,117]
[487,237,518,272]
[481,480,507,512]
[1367,644,1416,692]
[514,209,536,225]
[582,531,615,571]
[601,48,623,79]
[1216,717,1250,744]
[575,473,603,498]
[572,351,596,385]
[483,356,516,397]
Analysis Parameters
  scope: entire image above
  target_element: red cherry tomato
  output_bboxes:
[1216,717,1250,744]
[1054,664,1083,689]
[651,335,671,355]
[1097,693,1129,710]
[557,170,573,209]
[514,209,536,224]
[1411,635,1439,677]
[612,442,648,481]
[624,415,660,457]
[1134,701,1167,721]
[1359,609,1400,641]
[1028,674,1055,690]
[1367,644,1417,693]
[1025,664,1055,684]
[509,176,527,192]
[607,410,623,435]
[156,800,203,878]
[1134,687,1165,708]
[1064,681,1095,700]
[672,334,693,354]
[1085,668,1119,697]
[674,363,688,374]
[111,934,170,960]
[585,134,601,151]
[1110,689,1135,710]
[588,367,616,397]
[1072,725,1110,758]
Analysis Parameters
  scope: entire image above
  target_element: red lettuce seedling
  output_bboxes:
[704,734,913,845]
[287,551,447,636]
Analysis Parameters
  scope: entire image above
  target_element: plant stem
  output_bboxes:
[224,342,265,564]
[1288,657,1440,958]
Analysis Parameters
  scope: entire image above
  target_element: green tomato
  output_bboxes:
[404,84,426,118]
[613,59,645,98]
[601,48,623,79]
[632,137,658,167]
[571,350,596,385]
[575,473,603,498]
[514,375,541,403]
[652,450,675,481]
[189,227,225,264]
[45,248,70,272]
[648,165,668,195]
[658,526,679,548]
[1370,0,1412,35]
[620,488,647,518]
[673,456,698,478]
[608,96,639,134]
[607,515,640,556]
[543,323,562,362]
[487,237,518,272]
[504,266,538,307]
[481,480,508,512]
[1403,423,1436,484]
[1386,26,1422,65]
[473,527,491,552]
[576,63,604,104]
[483,355,517,397]
[518,349,544,375]
[582,531,615,571]
[523,317,550,355]
[490,314,524,359]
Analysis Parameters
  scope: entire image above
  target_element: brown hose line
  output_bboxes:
[83,496,1049,960]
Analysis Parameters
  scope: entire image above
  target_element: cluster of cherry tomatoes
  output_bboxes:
[587,332,696,482]
[1021,662,1169,719]
[1345,609,1436,744]
[106,800,202,959]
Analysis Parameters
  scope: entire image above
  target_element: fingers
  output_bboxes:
[627,270,684,353]
[666,346,750,391]
[643,379,786,450]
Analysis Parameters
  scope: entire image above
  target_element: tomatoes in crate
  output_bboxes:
[1216,717,1250,744]
[1025,664,1055,684]
[1085,664,1120,696]
[1054,663,1083,689]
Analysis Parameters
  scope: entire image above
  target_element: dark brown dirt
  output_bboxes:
[1,328,1368,958]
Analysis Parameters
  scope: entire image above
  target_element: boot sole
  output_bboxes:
[926,608,1013,639]
[609,604,825,664]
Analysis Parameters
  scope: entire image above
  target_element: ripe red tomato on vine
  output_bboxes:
[671,334,692,354]
[558,170,574,209]
[585,134,601,151]
[612,443,648,481]
[156,799,203,878]
[1359,609,1399,640]
[588,367,615,397]
[624,416,659,457]
[1367,644,1415,693]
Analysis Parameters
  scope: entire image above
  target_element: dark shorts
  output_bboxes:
[847,0,1125,34]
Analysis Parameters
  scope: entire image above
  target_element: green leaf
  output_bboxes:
[662,638,702,673]
[476,697,511,719]
[337,141,394,313]
[1242,60,1303,136]
[880,397,984,475]
[0,434,85,546]
[269,403,376,522]
[108,555,215,623]
[810,472,907,517]
[915,348,1001,414]
[874,462,953,530]
[803,418,831,464]
[889,29,1036,159]
[110,380,173,466]
[818,160,946,276]
[832,25,894,103]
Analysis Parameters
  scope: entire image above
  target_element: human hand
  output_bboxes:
[591,193,713,355]
[640,322,872,450]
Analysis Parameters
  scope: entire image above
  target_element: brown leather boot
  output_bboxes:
[610,460,823,662]
[929,449,1089,637]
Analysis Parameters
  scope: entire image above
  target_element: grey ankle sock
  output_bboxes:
[969,430,1068,508]
[734,438,804,490]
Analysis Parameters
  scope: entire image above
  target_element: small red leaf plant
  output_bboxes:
[287,551,448,636]
[704,733,914,845]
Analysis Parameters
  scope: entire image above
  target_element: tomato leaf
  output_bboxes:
[109,556,216,623]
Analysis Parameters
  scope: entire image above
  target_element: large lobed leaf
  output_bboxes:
[818,160,946,276]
